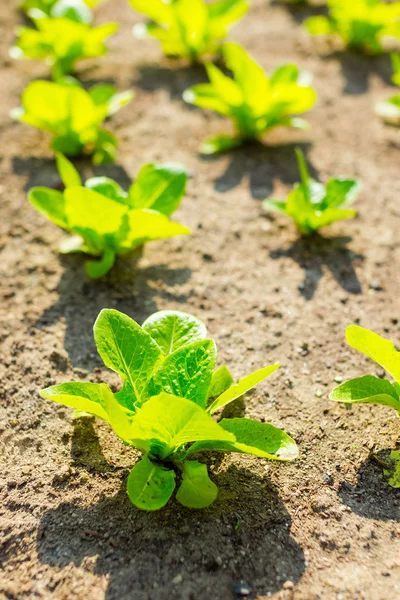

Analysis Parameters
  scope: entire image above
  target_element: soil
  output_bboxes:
[1,1,400,599]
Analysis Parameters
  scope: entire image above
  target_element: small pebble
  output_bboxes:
[233,583,252,597]
[283,581,294,589]
[172,574,183,585]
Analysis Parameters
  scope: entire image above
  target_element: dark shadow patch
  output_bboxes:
[272,0,327,24]
[338,449,400,521]
[32,258,192,369]
[322,52,394,95]
[37,464,305,599]
[70,419,117,474]
[270,235,364,300]
[203,141,316,199]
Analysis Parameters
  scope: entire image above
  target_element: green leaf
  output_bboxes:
[305,15,333,36]
[128,0,174,25]
[188,418,298,461]
[176,460,218,508]
[208,364,280,414]
[85,248,116,279]
[85,176,128,204]
[40,381,113,423]
[126,392,235,459]
[56,153,82,187]
[142,310,207,355]
[384,450,400,489]
[263,199,287,214]
[200,134,242,155]
[208,365,234,399]
[128,163,187,216]
[346,325,400,383]
[93,309,164,410]
[120,209,191,251]
[148,340,217,407]
[330,375,400,412]
[127,455,176,510]
[28,187,68,229]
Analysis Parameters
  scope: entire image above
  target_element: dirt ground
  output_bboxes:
[1,1,400,599]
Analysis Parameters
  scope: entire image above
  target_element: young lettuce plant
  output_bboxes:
[12,80,133,164]
[376,54,400,126]
[330,325,400,488]
[183,43,317,154]
[130,0,249,62]
[20,0,102,23]
[305,0,400,54]
[263,149,360,235]
[41,309,298,510]
[11,17,118,80]
[28,154,191,278]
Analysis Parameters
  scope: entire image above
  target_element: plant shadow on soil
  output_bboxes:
[321,52,394,95]
[33,256,192,370]
[202,141,317,199]
[338,450,400,521]
[134,62,209,100]
[37,422,306,600]
[269,235,364,300]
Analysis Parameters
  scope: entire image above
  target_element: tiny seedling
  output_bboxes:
[183,43,317,154]
[12,80,133,164]
[41,309,298,510]
[376,54,400,125]
[29,154,191,278]
[263,149,359,235]
[130,0,249,61]
[331,325,400,488]
[11,17,118,79]
[20,0,102,23]
[305,0,400,54]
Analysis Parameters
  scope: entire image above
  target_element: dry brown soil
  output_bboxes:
[1,1,400,599]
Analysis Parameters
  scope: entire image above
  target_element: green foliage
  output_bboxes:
[376,54,400,125]
[11,17,118,79]
[305,0,400,54]
[130,0,249,61]
[383,450,400,489]
[41,309,298,510]
[183,43,317,154]
[12,80,133,164]
[28,155,190,278]
[330,325,400,414]
[20,0,102,23]
[263,149,359,235]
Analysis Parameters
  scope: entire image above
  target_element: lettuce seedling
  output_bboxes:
[263,149,359,235]
[330,325,400,414]
[331,325,400,488]
[12,80,133,164]
[41,309,298,510]
[130,0,249,62]
[305,0,400,54]
[28,154,191,278]
[20,0,102,23]
[376,54,400,125]
[183,43,317,154]
[11,17,118,80]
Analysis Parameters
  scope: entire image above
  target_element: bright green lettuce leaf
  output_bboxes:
[11,17,118,80]
[208,365,234,399]
[188,418,298,461]
[56,153,81,187]
[147,340,217,407]
[13,80,132,163]
[142,310,207,355]
[176,460,218,508]
[263,149,359,235]
[304,0,400,54]
[94,309,164,410]
[41,381,113,422]
[130,0,249,61]
[346,325,400,382]
[126,392,235,459]
[208,364,280,414]
[29,187,68,229]
[128,163,187,215]
[184,43,316,153]
[28,159,190,278]
[376,96,400,125]
[127,455,176,510]
[330,374,400,412]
